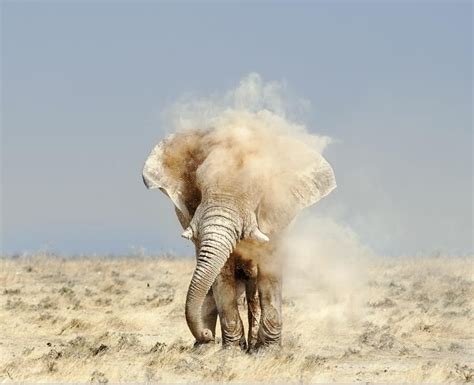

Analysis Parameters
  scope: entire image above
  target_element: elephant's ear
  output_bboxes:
[142,131,205,222]
[257,151,336,233]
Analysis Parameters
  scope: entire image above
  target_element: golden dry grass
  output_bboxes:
[0,254,472,383]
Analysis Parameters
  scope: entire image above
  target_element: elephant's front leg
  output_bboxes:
[212,255,246,349]
[256,265,282,348]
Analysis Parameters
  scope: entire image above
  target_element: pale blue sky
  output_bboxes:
[1,1,472,256]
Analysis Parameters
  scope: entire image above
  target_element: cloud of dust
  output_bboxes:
[161,73,331,201]
[281,212,374,324]
[161,73,374,319]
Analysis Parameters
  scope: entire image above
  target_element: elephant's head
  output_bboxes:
[142,127,336,343]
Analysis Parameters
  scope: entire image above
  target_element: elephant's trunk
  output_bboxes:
[185,205,240,343]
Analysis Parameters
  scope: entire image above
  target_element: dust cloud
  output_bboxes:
[160,73,332,203]
[281,213,374,329]
[157,73,373,330]
[162,73,369,312]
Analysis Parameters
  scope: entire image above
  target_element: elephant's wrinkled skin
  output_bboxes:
[142,122,336,349]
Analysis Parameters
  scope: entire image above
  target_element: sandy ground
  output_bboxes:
[0,254,472,383]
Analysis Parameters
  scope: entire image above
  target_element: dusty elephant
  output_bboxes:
[142,116,336,349]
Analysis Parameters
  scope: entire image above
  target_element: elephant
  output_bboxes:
[142,120,336,349]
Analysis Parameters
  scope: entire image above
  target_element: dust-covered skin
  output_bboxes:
[142,112,336,348]
[0,255,472,383]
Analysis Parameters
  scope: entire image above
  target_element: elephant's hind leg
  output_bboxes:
[240,260,260,352]
[245,277,260,351]
[256,265,282,348]
[212,254,246,349]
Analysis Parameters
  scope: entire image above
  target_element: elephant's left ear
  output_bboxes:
[257,151,336,233]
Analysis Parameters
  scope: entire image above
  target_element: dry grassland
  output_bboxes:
[0,255,472,383]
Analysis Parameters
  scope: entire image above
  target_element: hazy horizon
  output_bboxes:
[1,2,472,257]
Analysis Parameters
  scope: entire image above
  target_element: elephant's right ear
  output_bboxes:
[142,132,204,221]
[257,149,336,234]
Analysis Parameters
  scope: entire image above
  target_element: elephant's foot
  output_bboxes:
[256,310,282,348]
[220,318,247,350]
[254,337,281,350]
[256,271,282,349]
[222,334,247,351]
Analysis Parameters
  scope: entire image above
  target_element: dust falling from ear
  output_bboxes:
[161,73,374,320]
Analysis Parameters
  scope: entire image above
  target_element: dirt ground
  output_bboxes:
[0,254,472,383]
